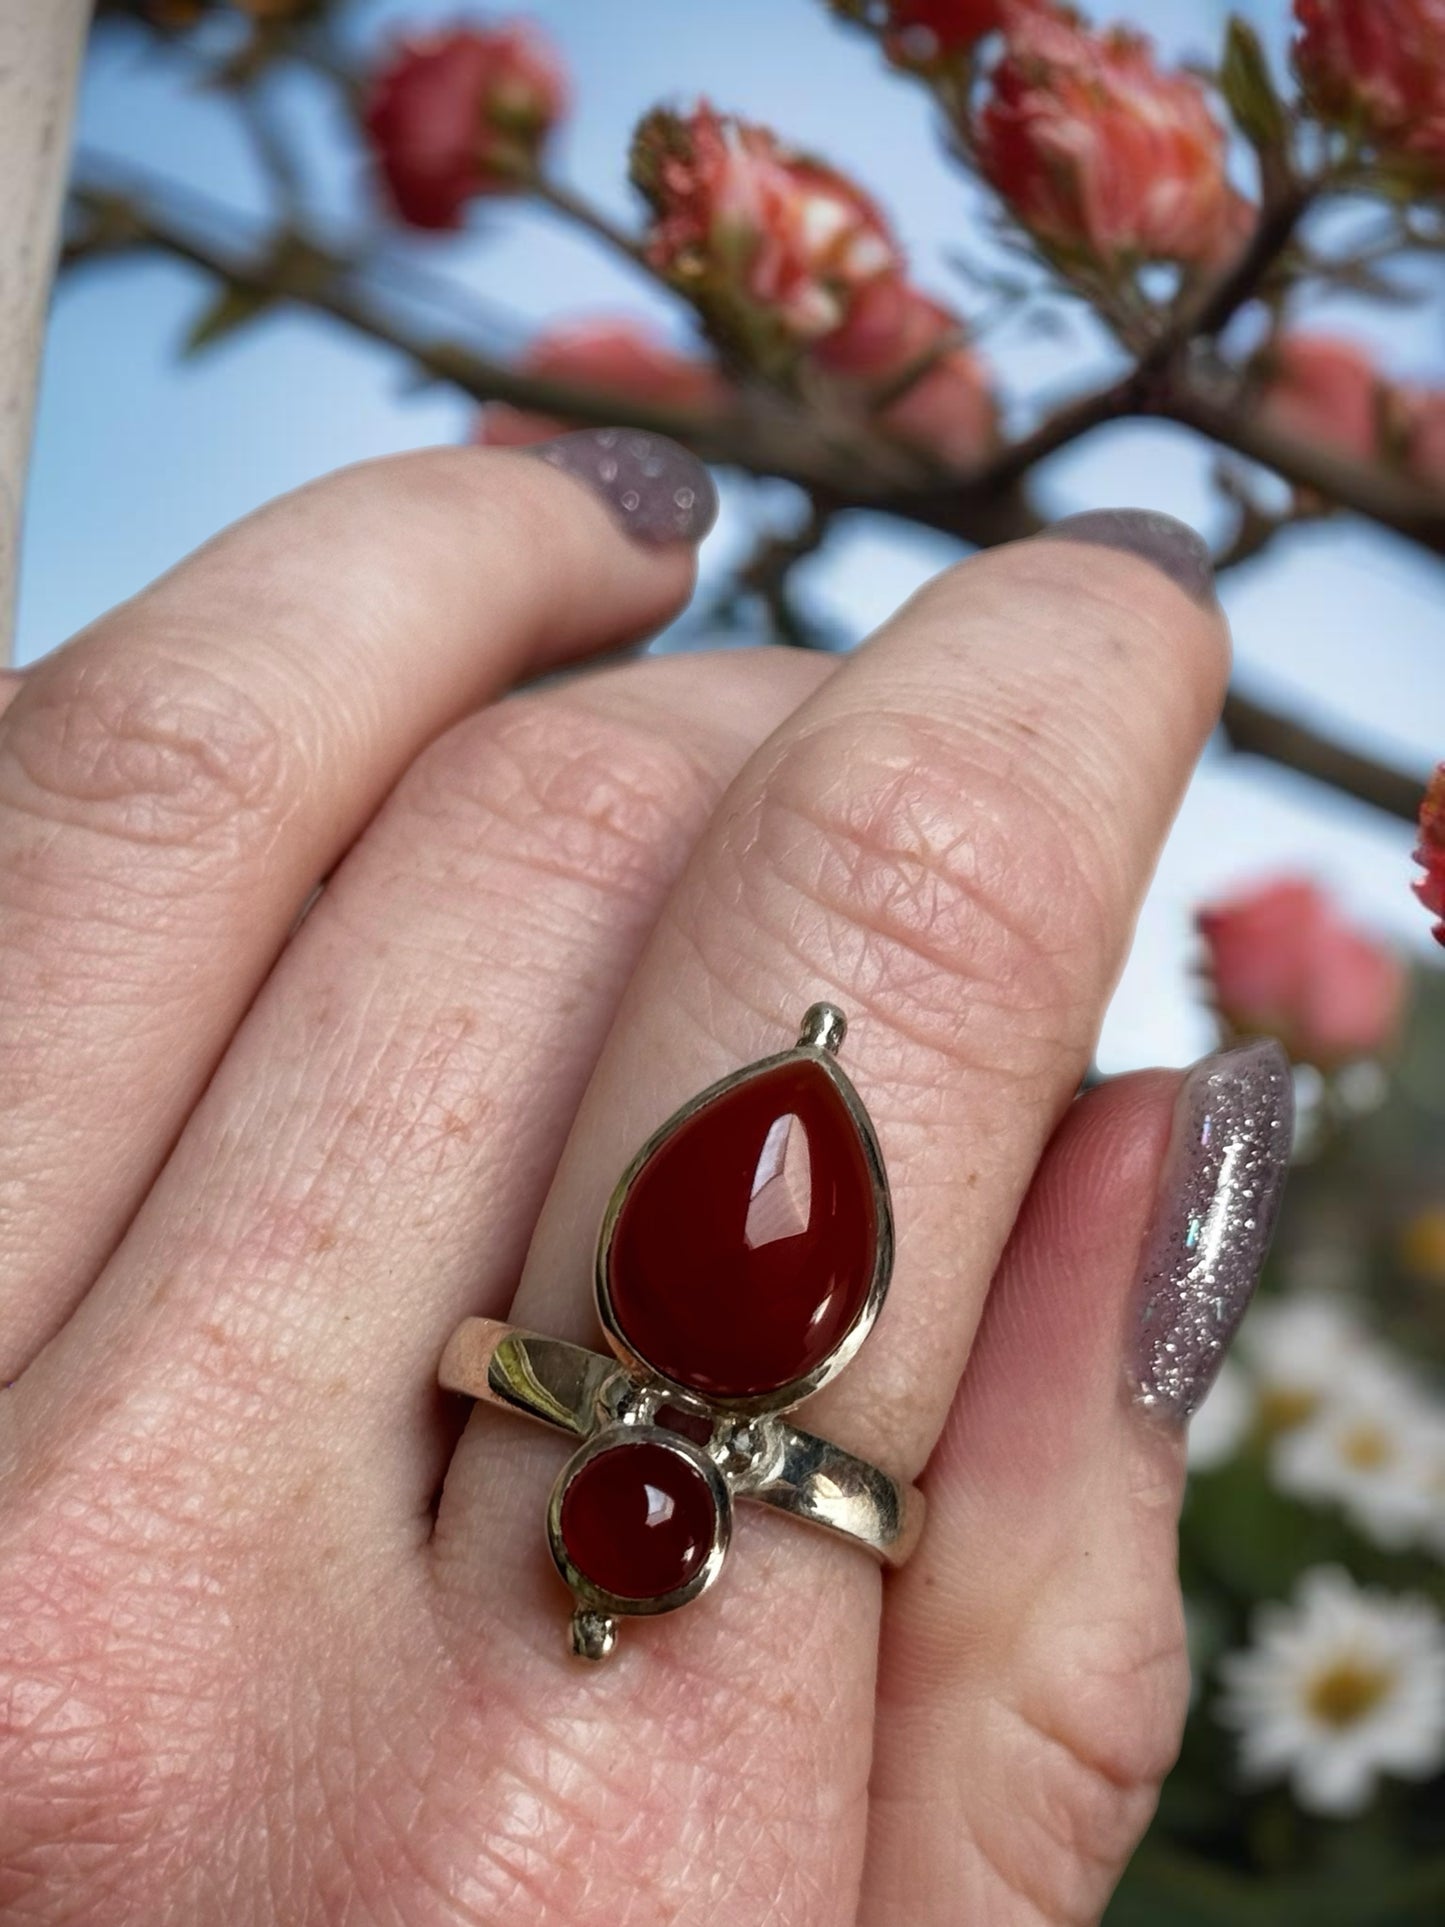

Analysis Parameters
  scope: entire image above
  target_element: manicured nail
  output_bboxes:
[1131,1039,1294,1420]
[531,428,718,545]
[1042,508,1217,607]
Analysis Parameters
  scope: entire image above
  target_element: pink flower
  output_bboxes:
[363,23,567,230]
[814,280,997,469]
[478,318,727,447]
[1198,878,1407,1069]
[978,5,1253,269]
[1415,766,1445,946]
[1256,334,1387,461]
[632,104,903,349]
[881,0,1006,66]
[1294,0,1445,168]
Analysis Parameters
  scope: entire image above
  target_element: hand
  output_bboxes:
[0,434,1290,1924]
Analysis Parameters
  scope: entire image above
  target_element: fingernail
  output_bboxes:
[530,428,718,546]
[1041,508,1217,607]
[1130,1039,1294,1420]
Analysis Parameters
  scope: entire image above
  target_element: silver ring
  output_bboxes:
[439,1004,924,1661]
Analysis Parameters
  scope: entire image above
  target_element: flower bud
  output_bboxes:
[814,281,997,469]
[631,104,902,360]
[1255,334,1388,461]
[363,23,568,230]
[1294,0,1445,174]
[979,5,1253,270]
[478,318,727,447]
[1198,878,1407,1070]
[879,1,1006,68]
[1415,766,1445,947]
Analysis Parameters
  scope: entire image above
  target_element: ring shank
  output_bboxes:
[440,1317,924,1569]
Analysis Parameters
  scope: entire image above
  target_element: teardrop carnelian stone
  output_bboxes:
[605,1058,879,1400]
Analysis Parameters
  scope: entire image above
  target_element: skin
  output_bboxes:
[0,445,1229,1925]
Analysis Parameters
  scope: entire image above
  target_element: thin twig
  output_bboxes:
[530,173,655,273]
[1221,690,1424,821]
[732,500,836,648]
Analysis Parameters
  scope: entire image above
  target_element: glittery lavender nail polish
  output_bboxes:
[1131,1039,1295,1420]
[530,428,718,545]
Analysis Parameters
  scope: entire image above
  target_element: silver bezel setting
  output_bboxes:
[437,1005,924,1659]
[546,1424,733,1620]
[593,1008,895,1419]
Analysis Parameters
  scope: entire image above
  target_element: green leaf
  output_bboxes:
[182,281,277,357]
[1221,17,1289,160]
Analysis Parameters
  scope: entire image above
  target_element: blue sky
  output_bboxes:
[20,0,1444,1064]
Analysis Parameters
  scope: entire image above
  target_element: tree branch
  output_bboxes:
[61,168,1432,825]
[65,170,1041,546]
[530,173,655,274]
[1221,690,1424,822]
[1168,385,1445,555]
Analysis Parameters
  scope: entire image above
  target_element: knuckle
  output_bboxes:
[727,709,1112,1061]
[983,1617,1189,1921]
[4,644,293,859]
[404,692,712,905]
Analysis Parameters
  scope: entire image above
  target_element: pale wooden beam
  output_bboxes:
[0,0,91,665]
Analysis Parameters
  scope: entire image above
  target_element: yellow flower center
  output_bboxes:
[1398,1207,1445,1281]
[1339,1422,1394,1471]
[1305,1658,1395,1728]
[1258,1386,1319,1432]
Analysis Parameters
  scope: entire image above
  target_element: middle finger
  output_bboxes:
[504,512,1228,1477]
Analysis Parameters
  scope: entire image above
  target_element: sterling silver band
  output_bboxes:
[439,1317,924,1570]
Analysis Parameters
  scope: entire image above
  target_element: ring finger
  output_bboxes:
[433,510,1230,1922]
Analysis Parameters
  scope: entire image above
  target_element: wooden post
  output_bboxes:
[0,0,91,665]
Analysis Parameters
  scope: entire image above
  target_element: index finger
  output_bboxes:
[0,431,715,1378]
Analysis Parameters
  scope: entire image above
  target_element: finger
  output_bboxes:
[510,511,1230,1474]
[427,519,1230,1920]
[7,649,832,1520]
[860,1047,1292,1925]
[0,431,715,1376]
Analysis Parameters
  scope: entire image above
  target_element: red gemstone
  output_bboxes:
[606,1058,878,1399]
[559,1440,718,1601]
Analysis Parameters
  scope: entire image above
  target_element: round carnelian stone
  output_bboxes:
[560,1440,717,1601]
[606,1058,878,1399]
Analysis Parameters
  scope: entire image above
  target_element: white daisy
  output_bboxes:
[1271,1360,1441,1550]
[1187,1356,1252,1471]
[1218,1566,1445,1816]
[1238,1294,1379,1433]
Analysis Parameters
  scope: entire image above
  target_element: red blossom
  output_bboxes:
[815,280,997,468]
[1256,333,1387,461]
[363,23,567,229]
[1294,0,1445,167]
[978,5,1253,270]
[1198,878,1407,1070]
[882,0,1006,65]
[1415,765,1445,946]
[632,104,903,348]
[478,318,727,446]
